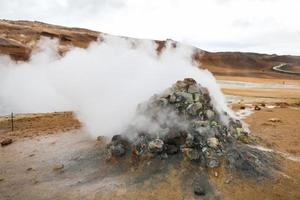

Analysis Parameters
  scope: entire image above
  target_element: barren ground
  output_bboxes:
[1,79,300,200]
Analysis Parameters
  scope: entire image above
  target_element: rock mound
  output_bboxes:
[107,78,275,177]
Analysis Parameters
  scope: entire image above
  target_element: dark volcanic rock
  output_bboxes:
[1,138,13,146]
[106,78,274,180]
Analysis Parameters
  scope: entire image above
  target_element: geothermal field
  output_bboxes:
[0,20,300,200]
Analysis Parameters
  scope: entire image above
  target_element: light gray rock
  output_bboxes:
[207,137,219,148]
[186,102,203,116]
[148,139,164,153]
[207,159,220,168]
[206,110,215,120]
[188,84,201,93]
[183,148,201,161]
[175,92,194,104]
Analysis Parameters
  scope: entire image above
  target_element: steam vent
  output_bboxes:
[107,78,275,194]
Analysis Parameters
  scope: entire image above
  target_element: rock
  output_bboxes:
[155,98,168,107]
[175,92,194,104]
[188,84,201,93]
[185,134,194,147]
[183,78,197,85]
[206,110,215,120]
[1,138,13,146]
[148,139,164,153]
[207,159,220,168]
[26,167,33,171]
[109,143,126,157]
[183,148,201,161]
[214,171,219,177]
[194,185,205,196]
[165,144,178,154]
[268,118,281,123]
[160,153,168,159]
[169,94,177,103]
[53,164,64,171]
[107,135,129,157]
[186,102,202,116]
[254,105,261,110]
[97,136,105,141]
[225,179,232,184]
[191,120,209,128]
[193,93,201,102]
[207,137,219,148]
[175,80,188,91]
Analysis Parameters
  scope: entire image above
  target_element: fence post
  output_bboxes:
[11,112,14,132]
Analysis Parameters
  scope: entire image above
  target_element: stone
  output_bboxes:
[53,164,64,171]
[107,135,129,157]
[268,118,281,123]
[165,144,178,154]
[207,159,220,168]
[183,78,197,85]
[194,185,205,196]
[97,136,105,141]
[188,84,201,93]
[26,167,33,171]
[191,120,209,128]
[185,134,194,147]
[154,98,168,107]
[175,92,194,104]
[214,171,219,177]
[169,94,177,103]
[186,102,202,116]
[148,139,164,153]
[175,80,188,91]
[254,105,261,110]
[1,138,13,146]
[193,93,201,102]
[206,110,215,120]
[160,153,168,159]
[183,148,201,161]
[111,144,126,156]
[207,137,219,148]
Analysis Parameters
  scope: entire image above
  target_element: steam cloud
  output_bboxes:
[0,36,230,138]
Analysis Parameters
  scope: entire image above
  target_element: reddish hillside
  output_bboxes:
[1,19,300,80]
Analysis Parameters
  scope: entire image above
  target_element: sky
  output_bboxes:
[1,0,300,55]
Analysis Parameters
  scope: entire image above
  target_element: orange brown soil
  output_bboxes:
[222,88,300,100]
[245,106,300,156]
[0,112,81,141]
[216,75,300,84]
[209,104,300,200]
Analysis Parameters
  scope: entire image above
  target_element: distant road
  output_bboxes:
[272,63,300,75]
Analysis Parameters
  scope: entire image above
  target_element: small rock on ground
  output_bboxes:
[1,138,13,146]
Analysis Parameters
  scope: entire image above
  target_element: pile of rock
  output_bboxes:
[106,78,274,176]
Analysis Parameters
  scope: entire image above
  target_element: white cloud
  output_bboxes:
[0,0,300,55]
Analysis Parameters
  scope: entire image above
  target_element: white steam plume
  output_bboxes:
[0,36,230,138]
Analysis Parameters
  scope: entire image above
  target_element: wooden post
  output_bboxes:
[10,112,13,131]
